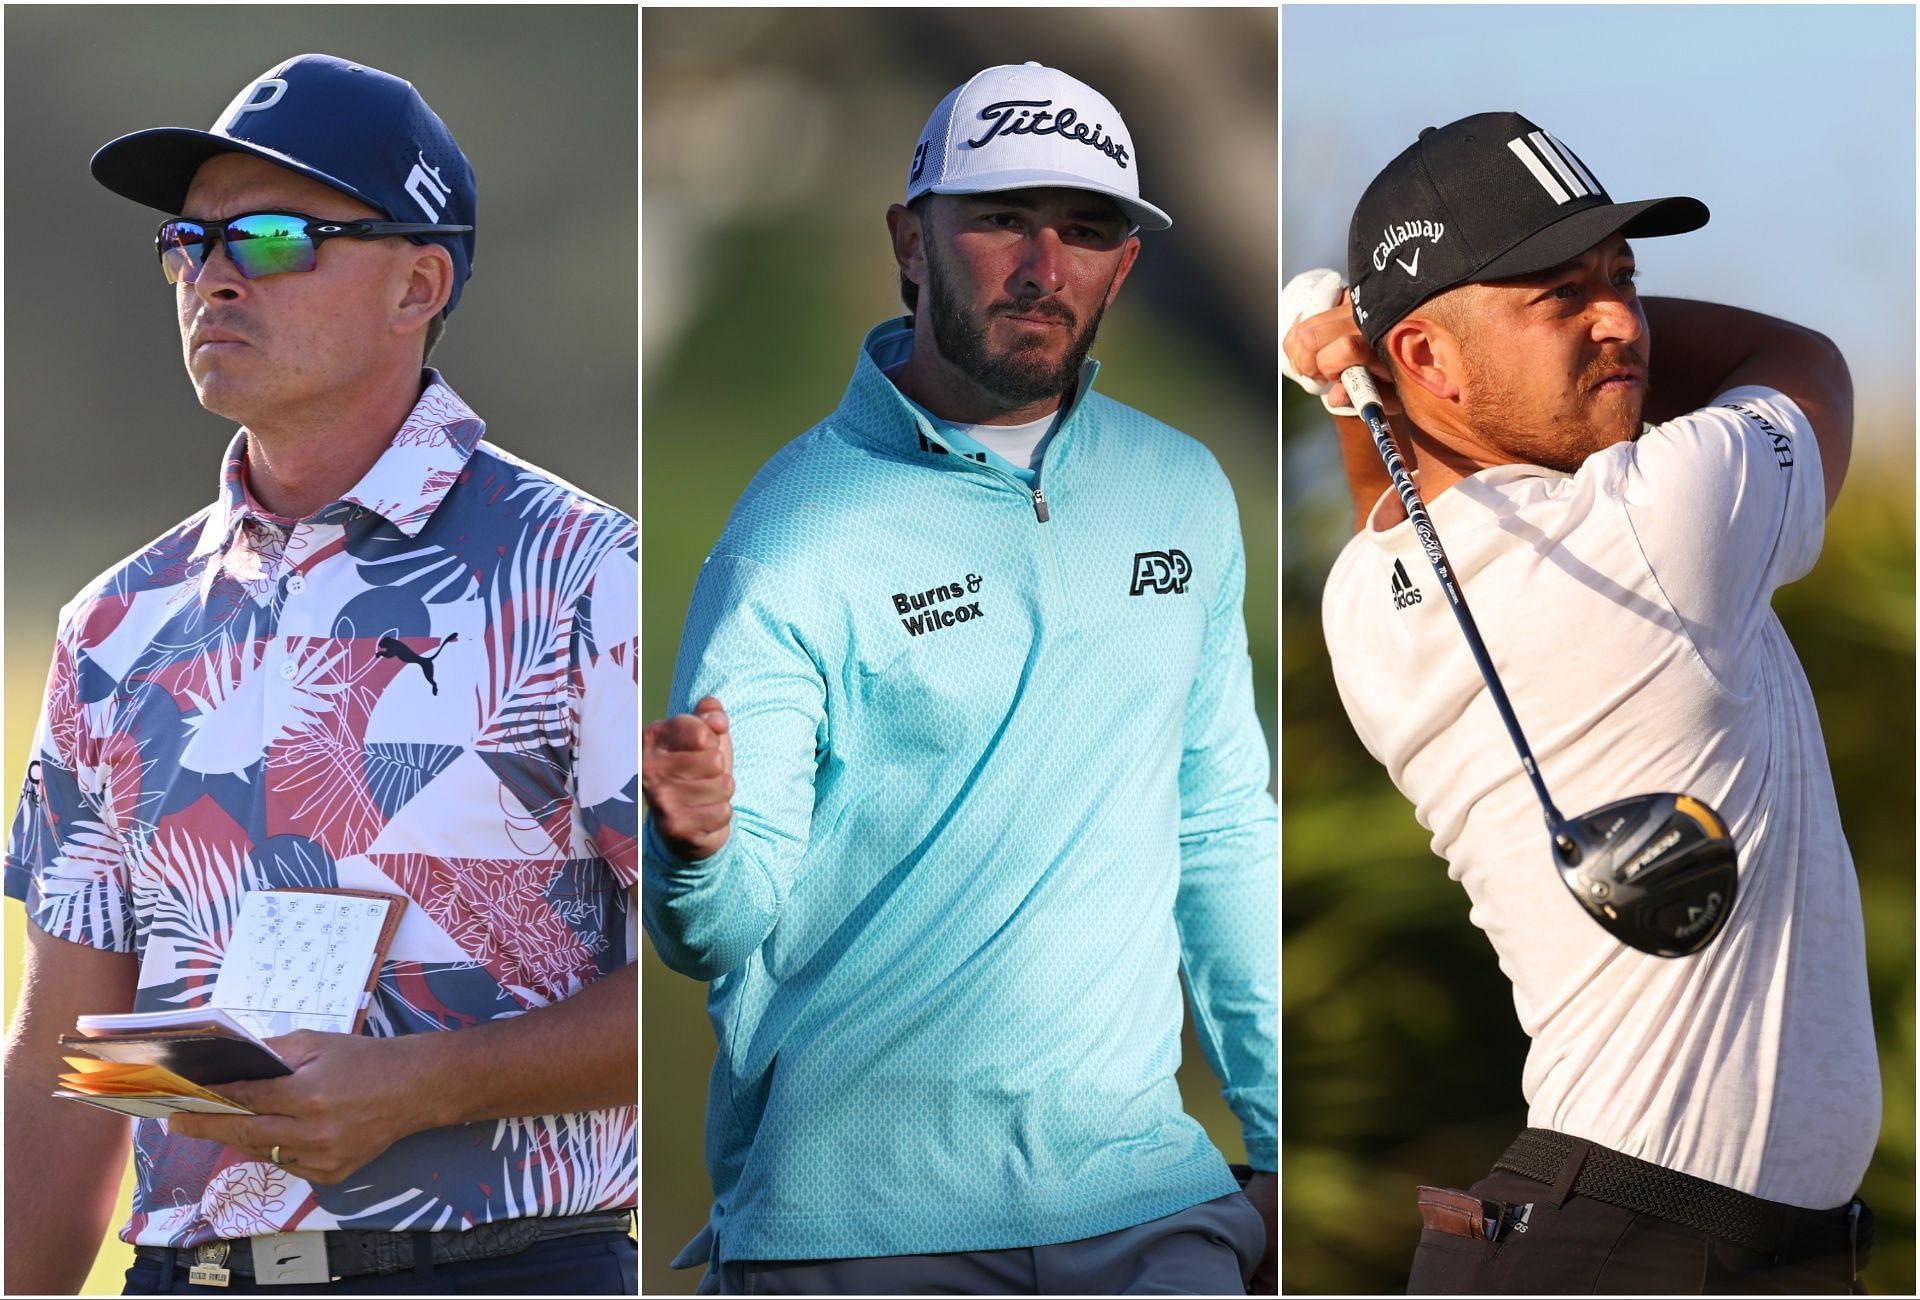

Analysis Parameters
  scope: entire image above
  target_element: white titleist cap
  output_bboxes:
[905,61,1171,232]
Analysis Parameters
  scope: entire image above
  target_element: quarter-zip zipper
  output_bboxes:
[915,421,1054,522]
[964,443,1070,610]
[912,414,1073,613]
[1027,464,1071,616]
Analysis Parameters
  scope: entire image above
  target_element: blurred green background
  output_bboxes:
[642,9,1276,1294]
[3,7,636,1294]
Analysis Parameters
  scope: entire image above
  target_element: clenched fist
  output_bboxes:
[642,696,734,861]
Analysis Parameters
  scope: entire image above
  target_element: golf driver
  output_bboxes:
[1341,364,1738,957]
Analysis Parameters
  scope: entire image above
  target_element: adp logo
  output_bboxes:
[1129,549,1191,596]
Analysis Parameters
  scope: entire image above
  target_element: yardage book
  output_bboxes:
[55,888,406,1118]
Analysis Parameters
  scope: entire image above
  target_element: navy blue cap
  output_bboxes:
[91,54,478,315]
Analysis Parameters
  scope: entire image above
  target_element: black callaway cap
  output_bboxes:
[1346,111,1708,348]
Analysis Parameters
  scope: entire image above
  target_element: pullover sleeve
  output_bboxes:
[1172,484,1279,1171]
[643,552,826,981]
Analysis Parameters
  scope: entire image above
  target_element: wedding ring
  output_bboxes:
[271,1144,282,1165]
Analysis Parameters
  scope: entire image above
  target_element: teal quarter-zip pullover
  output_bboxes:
[645,318,1276,1264]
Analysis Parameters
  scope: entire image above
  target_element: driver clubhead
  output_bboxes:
[1551,793,1738,957]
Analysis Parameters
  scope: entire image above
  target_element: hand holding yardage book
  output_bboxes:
[56,888,406,1118]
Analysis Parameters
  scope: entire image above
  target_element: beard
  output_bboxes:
[1459,344,1650,473]
[923,238,1112,406]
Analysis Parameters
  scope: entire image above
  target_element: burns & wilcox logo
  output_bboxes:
[1129,550,1191,596]
[894,572,985,637]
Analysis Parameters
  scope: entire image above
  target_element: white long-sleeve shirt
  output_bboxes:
[1322,386,1878,1210]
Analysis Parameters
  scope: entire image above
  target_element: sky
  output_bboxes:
[1282,4,1916,444]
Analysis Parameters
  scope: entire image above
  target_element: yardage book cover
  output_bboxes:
[54,888,407,1117]
[59,1027,292,1086]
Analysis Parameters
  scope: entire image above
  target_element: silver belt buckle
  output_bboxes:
[250,1231,333,1286]
[187,1241,230,1288]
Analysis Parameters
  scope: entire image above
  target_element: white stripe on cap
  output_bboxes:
[1546,131,1604,197]
[1507,136,1571,203]
[1528,130,1589,199]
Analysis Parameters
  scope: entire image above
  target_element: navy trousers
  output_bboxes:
[1406,1168,1866,1295]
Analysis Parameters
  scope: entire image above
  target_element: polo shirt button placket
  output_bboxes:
[274,568,299,682]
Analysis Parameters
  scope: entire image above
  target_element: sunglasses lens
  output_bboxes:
[158,221,207,285]
[225,214,316,279]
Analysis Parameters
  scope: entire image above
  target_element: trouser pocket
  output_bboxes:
[1407,1185,1519,1295]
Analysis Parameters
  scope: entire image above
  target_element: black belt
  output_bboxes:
[136,1209,633,1281]
[1494,1128,1870,1270]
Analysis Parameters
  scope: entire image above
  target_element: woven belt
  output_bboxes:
[137,1209,633,1280]
[1494,1128,1866,1264]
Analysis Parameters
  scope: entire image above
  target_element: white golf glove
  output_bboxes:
[1281,267,1358,417]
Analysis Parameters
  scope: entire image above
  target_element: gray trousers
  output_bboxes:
[697,1191,1266,1296]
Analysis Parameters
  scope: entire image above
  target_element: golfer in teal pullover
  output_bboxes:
[644,63,1276,1297]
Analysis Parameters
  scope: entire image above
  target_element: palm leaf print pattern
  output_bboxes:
[3,375,639,1244]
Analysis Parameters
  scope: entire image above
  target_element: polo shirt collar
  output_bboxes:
[192,369,486,559]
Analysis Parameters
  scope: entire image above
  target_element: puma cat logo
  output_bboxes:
[376,633,459,695]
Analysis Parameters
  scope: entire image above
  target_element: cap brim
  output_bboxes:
[90,128,389,217]
[1475,195,1709,282]
[922,169,1171,232]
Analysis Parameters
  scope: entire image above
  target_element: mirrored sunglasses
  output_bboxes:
[156,211,474,285]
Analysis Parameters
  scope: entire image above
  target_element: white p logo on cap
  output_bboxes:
[218,77,289,133]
